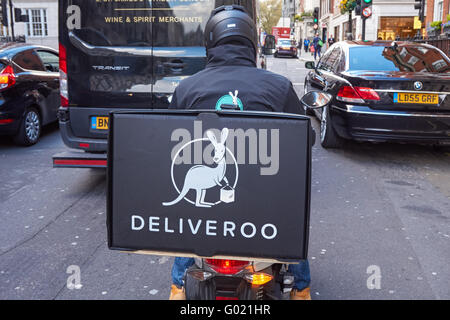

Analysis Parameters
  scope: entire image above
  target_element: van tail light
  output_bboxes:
[337,86,380,103]
[59,43,69,107]
[205,259,249,275]
[0,65,16,90]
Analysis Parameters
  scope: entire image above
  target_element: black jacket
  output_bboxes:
[169,44,304,115]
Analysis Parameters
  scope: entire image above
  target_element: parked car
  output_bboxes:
[304,41,450,148]
[0,43,59,146]
[274,39,298,58]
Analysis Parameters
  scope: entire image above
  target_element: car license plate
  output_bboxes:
[91,116,109,130]
[393,93,439,105]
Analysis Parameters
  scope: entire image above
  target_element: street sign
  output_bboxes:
[362,7,372,18]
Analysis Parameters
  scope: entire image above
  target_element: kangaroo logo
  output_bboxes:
[163,128,239,208]
[215,90,243,110]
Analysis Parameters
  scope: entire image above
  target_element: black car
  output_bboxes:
[0,43,59,145]
[274,39,298,58]
[304,41,450,148]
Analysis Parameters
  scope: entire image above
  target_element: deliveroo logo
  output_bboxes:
[215,90,244,110]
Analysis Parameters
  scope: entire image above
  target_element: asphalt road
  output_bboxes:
[0,55,449,300]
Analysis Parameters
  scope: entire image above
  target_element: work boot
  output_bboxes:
[290,287,312,300]
[169,284,186,300]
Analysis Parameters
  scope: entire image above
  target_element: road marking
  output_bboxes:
[293,83,304,86]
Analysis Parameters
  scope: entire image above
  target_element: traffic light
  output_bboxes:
[313,7,319,24]
[14,8,21,22]
[361,0,373,19]
[355,0,362,16]
[1,0,7,27]
[414,0,425,23]
[14,8,28,22]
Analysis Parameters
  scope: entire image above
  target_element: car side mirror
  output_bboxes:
[301,91,333,110]
[305,61,315,69]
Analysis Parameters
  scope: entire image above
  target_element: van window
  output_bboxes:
[73,0,253,47]
[153,0,215,47]
[72,1,153,46]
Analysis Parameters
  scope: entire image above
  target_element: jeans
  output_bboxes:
[314,46,321,60]
[172,257,311,291]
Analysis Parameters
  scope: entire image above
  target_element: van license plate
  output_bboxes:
[91,116,109,130]
[394,93,439,105]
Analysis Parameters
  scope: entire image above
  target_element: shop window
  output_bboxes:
[377,17,415,40]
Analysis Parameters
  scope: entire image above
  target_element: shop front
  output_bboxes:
[377,17,416,40]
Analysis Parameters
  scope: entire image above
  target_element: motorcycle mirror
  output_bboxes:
[301,91,333,109]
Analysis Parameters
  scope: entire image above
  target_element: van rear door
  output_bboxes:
[61,1,153,109]
[60,0,215,109]
[152,0,215,107]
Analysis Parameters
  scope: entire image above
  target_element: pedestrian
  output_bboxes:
[312,33,323,60]
[304,38,310,53]
[328,34,335,47]
[310,44,315,56]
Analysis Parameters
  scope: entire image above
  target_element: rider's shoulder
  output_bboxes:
[254,68,292,87]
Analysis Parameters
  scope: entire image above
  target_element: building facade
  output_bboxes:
[294,0,320,43]
[1,0,58,50]
[425,0,450,35]
[319,0,427,43]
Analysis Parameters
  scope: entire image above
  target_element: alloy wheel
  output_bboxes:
[25,110,40,143]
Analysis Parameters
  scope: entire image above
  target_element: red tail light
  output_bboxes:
[0,65,16,90]
[337,86,379,103]
[0,118,14,124]
[205,259,249,275]
[59,43,69,107]
[354,87,380,101]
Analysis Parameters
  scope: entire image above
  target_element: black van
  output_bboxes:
[57,0,255,153]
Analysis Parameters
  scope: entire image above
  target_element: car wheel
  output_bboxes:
[320,106,343,148]
[14,107,41,146]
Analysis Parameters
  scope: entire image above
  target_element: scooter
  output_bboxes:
[183,91,333,300]
[185,258,294,300]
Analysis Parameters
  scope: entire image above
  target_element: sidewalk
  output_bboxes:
[297,54,315,62]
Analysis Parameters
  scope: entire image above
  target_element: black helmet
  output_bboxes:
[204,5,258,56]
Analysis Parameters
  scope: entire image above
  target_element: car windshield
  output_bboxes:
[278,40,292,46]
[349,45,450,73]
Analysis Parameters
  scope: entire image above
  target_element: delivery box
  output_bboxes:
[107,110,313,262]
